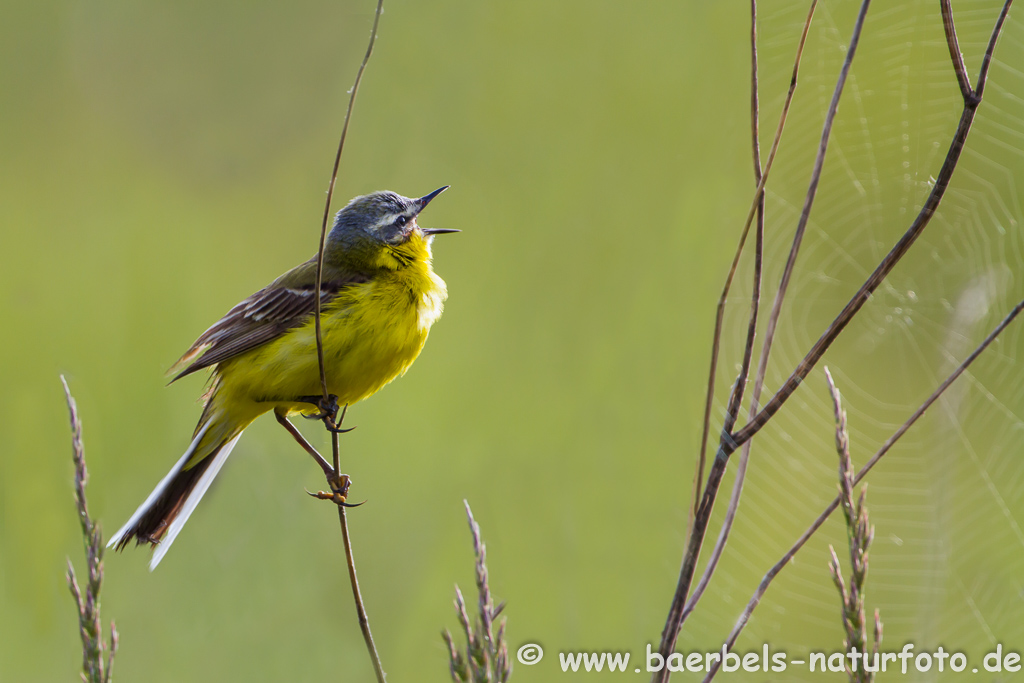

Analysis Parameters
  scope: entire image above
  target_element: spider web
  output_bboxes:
[679,2,1024,679]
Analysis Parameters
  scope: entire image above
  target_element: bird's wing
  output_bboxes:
[169,259,370,381]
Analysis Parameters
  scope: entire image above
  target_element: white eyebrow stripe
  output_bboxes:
[368,210,416,232]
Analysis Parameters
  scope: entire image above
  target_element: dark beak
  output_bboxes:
[415,186,450,213]
[416,186,457,235]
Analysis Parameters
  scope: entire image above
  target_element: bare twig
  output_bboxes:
[692,0,818,521]
[657,2,868,673]
[674,1,1010,658]
[337,502,385,682]
[685,0,823,623]
[62,376,118,683]
[720,0,766,469]
[443,501,510,683]
[699,6,1012,680]
[315,0,385,421]
[940,0,973,100]
[307,2,387,681]
[731,0,872,450]
[704,295,1024,682]
[729,0,1014,450]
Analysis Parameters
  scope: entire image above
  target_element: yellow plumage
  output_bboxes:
[109,188,454,568]
[190,239,446,466]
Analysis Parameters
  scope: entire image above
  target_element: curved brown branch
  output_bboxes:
[691,0,818,521]
[685,0,821,621]
[655,3,869,675]
[941,0,973,99]
[701,3,1014,679]
[703,295,1024,682]
[730,0,1013,451]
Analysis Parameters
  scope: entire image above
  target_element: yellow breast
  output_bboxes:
[322,263,447,403]
[216,261,447,412]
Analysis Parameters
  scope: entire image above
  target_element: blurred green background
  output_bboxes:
[3,0,1024,680]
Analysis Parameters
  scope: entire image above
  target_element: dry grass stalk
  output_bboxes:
[825,368,881,683]
[62,376,118,683]
[443,501,510,683]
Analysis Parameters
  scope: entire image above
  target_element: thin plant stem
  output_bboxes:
[941,0,973,100]
[656,2,869,673]
[443,501,511,683]
[720,0,765,470]
[703,295,1024,682]
[825,367,879,683]
[309,1,387,681]
[688,2,1011,674]
[62,376,118,683]
[315,0,385,416]
[686,0,812,619]
[729,0,1011,450]
[338,504,386,683]
[691,0,818,522]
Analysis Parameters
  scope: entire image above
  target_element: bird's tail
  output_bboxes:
[107,414,244,570]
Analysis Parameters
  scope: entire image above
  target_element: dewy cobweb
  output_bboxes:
[682,2,1024,678]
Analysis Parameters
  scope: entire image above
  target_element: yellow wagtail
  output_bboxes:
[109,187,456,568]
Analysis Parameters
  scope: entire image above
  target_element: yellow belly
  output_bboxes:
[212,266,447,417]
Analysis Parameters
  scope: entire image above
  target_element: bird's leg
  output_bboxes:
[276,409,362,507]
[275,409,334,478]
[296,394,356,434]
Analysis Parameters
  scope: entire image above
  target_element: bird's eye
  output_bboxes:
[395,215,408,227]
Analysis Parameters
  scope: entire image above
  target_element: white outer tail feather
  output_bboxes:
[106,420,244,570]
[150,431,242,570]
[107,421,213,551]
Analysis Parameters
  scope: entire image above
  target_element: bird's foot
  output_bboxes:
[296,394,356,433]
[305,473,364,507]
[297,394,339,421]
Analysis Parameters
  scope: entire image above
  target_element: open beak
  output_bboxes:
[415,185,450,213]
[416,186,459,236]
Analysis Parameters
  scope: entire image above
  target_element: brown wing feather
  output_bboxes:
[170,265,370,381]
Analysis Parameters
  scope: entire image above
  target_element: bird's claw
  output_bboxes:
[326,424,356,434]
[295,394,354,433]
[298,394,340,421]
[304,474,364,507]
[305,488,351,505]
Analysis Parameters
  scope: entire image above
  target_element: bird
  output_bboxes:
[108,187,457,569]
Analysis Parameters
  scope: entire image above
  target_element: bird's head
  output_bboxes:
[327,187,457,270]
